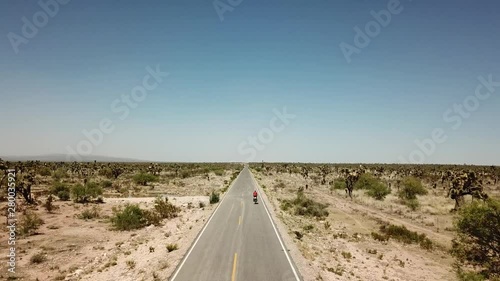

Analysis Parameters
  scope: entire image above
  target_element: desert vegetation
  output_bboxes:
[0,159,241,280]
[251,162,499,281]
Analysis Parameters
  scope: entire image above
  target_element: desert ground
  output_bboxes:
[0,162,241,281]
[250,164,499,281]
[1,162,498,281]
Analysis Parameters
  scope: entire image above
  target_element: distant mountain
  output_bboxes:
[1,154,149,163]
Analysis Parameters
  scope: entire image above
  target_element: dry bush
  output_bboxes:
[18,210,44,237]
[78,206,101,220]
[30,252,47,264]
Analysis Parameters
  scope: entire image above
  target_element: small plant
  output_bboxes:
[126,260,136,269]
[50,182,71,201]
[43,195,58,213]
[280,191,329,218]
[30,252,47,264]
[101,180,113,188]
[166,243,178,252]
[324,221,331,230]
[199,201,206,208]
[99,168,114,179]
[341,251,352,259]
[153,197,180,219]
[38,167,52,176]
[133,173,158,186]
[71,182,103,203]
[52,168,68,180]
[354,173,379,190]
[331,180,346,191]
[365,182,391,200]
[403,199,420,210]
[303,224,314,231]
[110,204,147,231]
[378,224,434,250]
[398,176,427,200]
[143,209,162,226]
[371,232,388,242]
[209,191,220,204]
[18,211,44,237]
[327,265,344,276]
[78,206,101,220]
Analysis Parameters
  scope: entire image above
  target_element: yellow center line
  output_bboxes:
[239,216,241,225]
[231,253,238,281]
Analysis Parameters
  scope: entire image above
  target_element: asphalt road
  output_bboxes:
[170,166,302,281]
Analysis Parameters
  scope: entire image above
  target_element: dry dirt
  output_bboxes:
[0,171,235,281]
[249,169,491,281]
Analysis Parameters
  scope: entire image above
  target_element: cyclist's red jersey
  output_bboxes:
[253,191,257,197]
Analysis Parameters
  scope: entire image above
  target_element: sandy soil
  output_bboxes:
[0,170,236,281]
[250,169,470,281]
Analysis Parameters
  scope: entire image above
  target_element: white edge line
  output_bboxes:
[249,169,302,281]
[170,169,243,281]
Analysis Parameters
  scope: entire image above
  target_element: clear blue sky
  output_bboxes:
[1,0,499,164]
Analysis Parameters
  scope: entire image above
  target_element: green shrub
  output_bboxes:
[354,173,378,190]
[57,189,70,201]
[209,191,220,204]
[38,167,52,176]
[451,199,499,280]
[398,176,427,200]
[43,195,58,213]
[371,232,389,242]
[133,173,158,186]
[101,180,113,188]
[110,204,148,231]
[52,168,68,180]
[166,243,178,252]
[365,182,391,200]
[280,200,293,211]
[332,180,346,190]
[378,224,433,250]
[281,191,329,218]
[456,270,487,281]
[303,224,314,231]
[18,211,44,237]
[71,182,103,203]
[50,182,71,201]
[99,167,114,179]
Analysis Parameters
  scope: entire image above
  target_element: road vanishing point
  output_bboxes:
[170,166,303,281]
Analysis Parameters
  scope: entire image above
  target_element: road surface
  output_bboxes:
[170,166,302,281]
